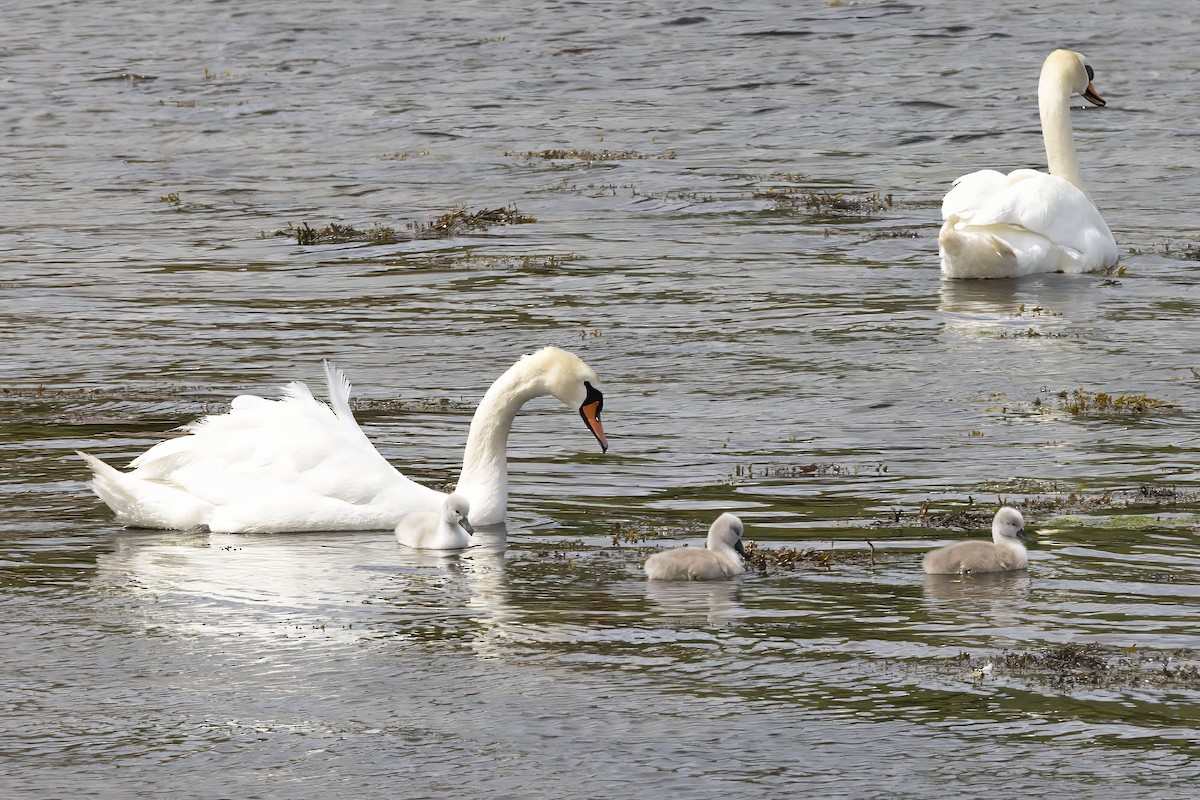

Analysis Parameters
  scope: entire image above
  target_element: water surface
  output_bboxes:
[3,1,1200,797]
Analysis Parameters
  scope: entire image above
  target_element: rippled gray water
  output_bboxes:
[4,1,1200,797]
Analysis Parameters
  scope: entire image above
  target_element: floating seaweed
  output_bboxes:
[945,643,1200,692]
[872,503,992,531]
[1128,240,1200,262]
[757,189,897,215]
[273,221,399,246]
[508,148,676,161]
[872,485,1200,531]
[742,540,877,573]
[995,327,1074,340]
[864,228,920,240]
[408,205,536,237]
[1055,387,1176,416]
[726,461,888,483]
[266,205,536,246]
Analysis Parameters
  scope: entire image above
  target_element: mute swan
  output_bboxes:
[644,513,746,581]
[78,347,608,532]
[922,507,1031,574]
[939,49,1118,279]
[395,494,474,550]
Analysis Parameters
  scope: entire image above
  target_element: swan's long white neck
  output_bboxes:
[454,360,547,525]
[1039,65,1086,192]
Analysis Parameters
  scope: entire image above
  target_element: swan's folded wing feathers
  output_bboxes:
[125,376,433,514]
[952,171,1110,259]
[965,172,1067,231]
[942,169,1009,220]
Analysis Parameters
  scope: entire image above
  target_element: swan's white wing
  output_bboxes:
[113,370,445,532]
[941,169,1117,276]
[953,170,1113,259]
[941,169,1011,220]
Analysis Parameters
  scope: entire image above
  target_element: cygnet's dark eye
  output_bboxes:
[1085,64,1094,81]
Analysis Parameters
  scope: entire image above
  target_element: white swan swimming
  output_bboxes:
[395,494,474,550]
[78,347,607,533]
[939,49,1118,279]
[922,507,1030,574]
[644,513,746,581]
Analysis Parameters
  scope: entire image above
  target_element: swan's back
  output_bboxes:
[645,546,739,581]
[922,539,1027,574]
[923,508,1029,574]
[940,170,1116,278]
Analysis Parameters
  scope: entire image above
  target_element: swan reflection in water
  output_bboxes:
[91,523,517,652]
[921,571,1033,634]
[643,579,746,626]
[922,571,1033,602]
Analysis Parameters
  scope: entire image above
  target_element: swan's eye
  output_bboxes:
[1085,64,1094,81]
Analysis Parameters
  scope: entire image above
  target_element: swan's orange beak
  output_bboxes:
[580,381,608,453]
[1083,83,1105,107]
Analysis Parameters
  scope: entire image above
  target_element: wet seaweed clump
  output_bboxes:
[872,502,992,530]
[508,148,676,161]
[382,149,432,160]
[942,484,1199,518]
[1055,388,1176,416]
[757,189,896,216]
[274,221,400,246]
[610,521,688,546]
[463,252,581,272]
[741,541,876,573]
[1136,240,1200,262]
[408,205,536,237]
[267,205,536,246]
[949,643,1200,692]
[766,171,809,183]
[726,461,888,483]
[612,522,648,546]
[864,228,920,240]
[996,327,1071,340]
[1012,303,1062,318]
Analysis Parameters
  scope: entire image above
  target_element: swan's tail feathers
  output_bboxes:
[939,221,1022,279]
[77,450,211,530]
[78,450,144,524]
[317,360,383,456]
[322,360,357,423]
[78,450,126,504]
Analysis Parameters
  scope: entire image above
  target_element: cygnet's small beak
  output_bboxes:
[462,518,475,536]
[579,382,608,453]
[734,539,746,556]
[1016,527,1033,544]
[1083,83,1106,107]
